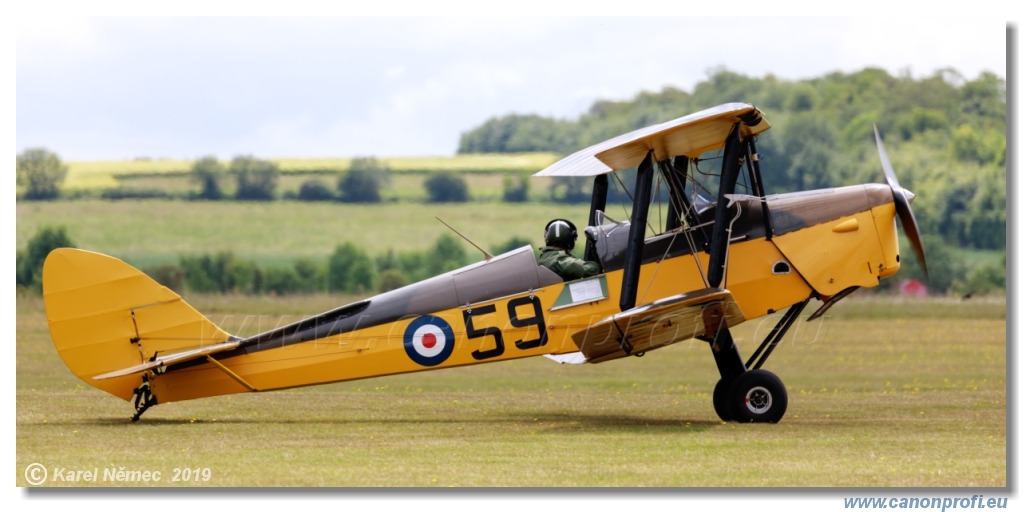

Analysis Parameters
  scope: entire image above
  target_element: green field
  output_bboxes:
[16,199,587,268]
[16,293,1006,487]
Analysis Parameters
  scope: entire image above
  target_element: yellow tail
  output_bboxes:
[42,248,232,402]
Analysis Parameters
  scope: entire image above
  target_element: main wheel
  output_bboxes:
[728,369,788,423]
[712,378,734,421]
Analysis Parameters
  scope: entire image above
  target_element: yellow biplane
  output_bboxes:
[42,103,926,423]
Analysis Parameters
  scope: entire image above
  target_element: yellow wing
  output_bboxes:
[571,288,745,363]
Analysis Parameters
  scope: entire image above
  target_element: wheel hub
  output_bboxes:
[745,386,773,414]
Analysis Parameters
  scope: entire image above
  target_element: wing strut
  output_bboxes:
[706,124,744,288]
[584,174,609,263]
[619,150,655,312]
[661,156,692,232]
[743,137,774,240]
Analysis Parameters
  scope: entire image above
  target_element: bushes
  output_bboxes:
[424,172,469,203]
[377,269,408,292]
[16,226,74,290]
[491,236,532,255]
[191,156,226,200]
[15,228,480,297]
[231,155,280,201]
[425,234,467,276]
[176,155,508,205]
[297,180,335,201]
[502,175,529,202]
[327,242,377,294]
[177,253,327,295]
[145,264,186,293]
[338,157,388,203]
[164,234,475,296]
[17,148,68,200]
[262,260,327,295]
[179,252,261,294]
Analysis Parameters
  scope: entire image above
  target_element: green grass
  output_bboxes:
[16,199,577,268]
[816,294,1007,319]
[16,293,1006,487]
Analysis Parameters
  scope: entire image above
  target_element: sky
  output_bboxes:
[14,15,1009,162]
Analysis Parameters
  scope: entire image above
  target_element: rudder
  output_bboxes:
[43,248,232,401]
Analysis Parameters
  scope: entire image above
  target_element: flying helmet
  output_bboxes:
[544,219,578,250]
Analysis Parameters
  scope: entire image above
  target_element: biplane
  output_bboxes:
[42,103,927,423]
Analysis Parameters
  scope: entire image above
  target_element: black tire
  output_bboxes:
[727,369,787,423]
[712,378,734,421]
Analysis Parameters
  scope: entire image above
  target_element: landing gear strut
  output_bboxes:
[704,299,809,423]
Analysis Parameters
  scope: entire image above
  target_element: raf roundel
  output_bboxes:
[403,316,455,367]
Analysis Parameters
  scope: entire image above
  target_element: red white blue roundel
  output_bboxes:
[404,316,455,367]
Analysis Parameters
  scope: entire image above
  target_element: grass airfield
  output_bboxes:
[16,293,1006,487]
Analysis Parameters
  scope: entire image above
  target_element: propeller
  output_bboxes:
[874,124,928,278]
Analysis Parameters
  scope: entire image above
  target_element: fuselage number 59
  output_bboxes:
[463,295,547,361]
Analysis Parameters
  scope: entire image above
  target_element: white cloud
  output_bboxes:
[15,16,1010,161]
[837,17,1006,78]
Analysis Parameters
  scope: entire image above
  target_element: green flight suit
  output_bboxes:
[538,247,601,281]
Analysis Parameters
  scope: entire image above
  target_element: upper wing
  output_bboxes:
[570,288,745,364]
[533,103,769,177]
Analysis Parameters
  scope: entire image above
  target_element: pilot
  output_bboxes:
[538,219,601,281]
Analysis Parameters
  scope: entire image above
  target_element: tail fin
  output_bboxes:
[42,248,232,401]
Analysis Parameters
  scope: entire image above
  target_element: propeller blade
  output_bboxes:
[874,125,928,278]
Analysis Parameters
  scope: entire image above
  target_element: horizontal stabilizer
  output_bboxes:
[571,288,745,364]
[93,339,241,380]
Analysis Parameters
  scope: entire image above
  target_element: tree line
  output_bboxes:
[17,225,531,297]
[190,155,478,204]
[458,67,1006,251]
[16,152,528,204]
